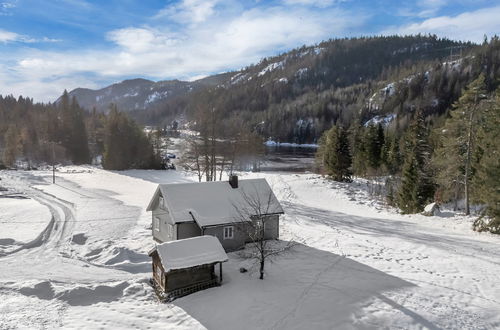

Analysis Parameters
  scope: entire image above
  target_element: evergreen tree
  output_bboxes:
[103,105,160,170]
[350,123,368,176]
[364,123,385,170]
[473,89,500,233]
[432,75,487,214]
[321,124,352,182]
[58,91,91,164]
[383,133,401,175]
[2,125,21,167]
[397,111,435,213]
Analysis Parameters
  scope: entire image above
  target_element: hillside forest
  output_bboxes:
[0,35,498,233]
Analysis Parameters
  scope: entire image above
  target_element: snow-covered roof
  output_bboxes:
[146,178,284,227]
[153,236,228,272]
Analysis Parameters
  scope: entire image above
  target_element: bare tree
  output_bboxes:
[232,187,294,280]
[178,135,205,182]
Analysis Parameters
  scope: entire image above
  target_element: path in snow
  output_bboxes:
[262,173,500,329]
[0,169,200,329]
[0,168,499,329]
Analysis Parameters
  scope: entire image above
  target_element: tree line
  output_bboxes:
[0,91,160,171]
[316,75,499,234]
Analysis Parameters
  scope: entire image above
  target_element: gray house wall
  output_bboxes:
[263,215,279,240]
[177,222,202,239]
[203,215,280,251]
[203,224,249,251]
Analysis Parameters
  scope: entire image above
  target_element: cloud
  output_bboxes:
[0,29,61,43]
[155,0,220,24]
[283,0,337,7]
[0,29,19,42]
[3,4,365,102]
[383,5,500,42]
[0,1,16,15]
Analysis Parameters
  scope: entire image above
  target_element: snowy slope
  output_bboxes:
[0,168,499,329]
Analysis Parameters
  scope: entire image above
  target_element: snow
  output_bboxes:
[230,72,247,85]
[295,67,308,78]
[0,167,499,329]
[123,91,139,98]
[382,82,396,96]
[299,47,324,57]
[364,114,397,127]
[0,196,51,254]
[155,236,228,272]
[149,179,284,226]
[265,139,318,148]
[278,77,288,83]
[258,60,284,76]
[422,202,440,216]
[144,91,168,105]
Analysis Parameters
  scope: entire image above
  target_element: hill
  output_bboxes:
[65,35,500,143]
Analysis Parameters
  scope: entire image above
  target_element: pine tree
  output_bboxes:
[364,123,385,170]
[397,111,435,213]
[2,125,21,167]
[321,124,352,182]
[384,133,401,175]
[473,89,500,233]
[102,105,160,170]
[350,123,368,176]
[58,92,90,164]
[432,75,487,214]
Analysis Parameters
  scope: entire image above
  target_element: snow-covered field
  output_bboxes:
[0,167,499,329]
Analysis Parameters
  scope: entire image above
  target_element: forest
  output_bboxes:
[0,91,161,171]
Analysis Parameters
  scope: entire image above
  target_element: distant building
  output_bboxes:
[149,236,228,299]
[146,176,284,251]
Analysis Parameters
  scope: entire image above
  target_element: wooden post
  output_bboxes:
[219,262,223,284]
[52,142,55,184]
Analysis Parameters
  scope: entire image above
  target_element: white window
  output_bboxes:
[154,217,160,232]
[223,226,234,240]
[159,196,166,210]
[166,224,174,237]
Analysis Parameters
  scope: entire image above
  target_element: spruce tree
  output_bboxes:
[364,123,385,170]
[473,89,500,233]
[2,125,21,167]
[322,124,352,182]
[384,133,401,175]
[350,123,368,176]
[397,111,434,213]
[432,75,487,214]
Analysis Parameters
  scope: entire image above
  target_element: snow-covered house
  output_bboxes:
[149,235,228,298]
[146,176,284,251]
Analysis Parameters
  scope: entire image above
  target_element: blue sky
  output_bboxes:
[1,0,499,102]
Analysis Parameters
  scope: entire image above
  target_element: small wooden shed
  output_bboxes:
[149,235,228,300]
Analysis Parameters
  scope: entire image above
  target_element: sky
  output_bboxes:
[1,0,499,102]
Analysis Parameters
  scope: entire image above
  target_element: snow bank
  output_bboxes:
[1,167,499,329]
[0,197,51,244]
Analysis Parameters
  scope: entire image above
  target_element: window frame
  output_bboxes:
[166,223,174,237]
[159,196,166,210]
[153,217,160,232]
[223,226,234,240]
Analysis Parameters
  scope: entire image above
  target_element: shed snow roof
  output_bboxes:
[153,236,228,272]
[147,178,284,227]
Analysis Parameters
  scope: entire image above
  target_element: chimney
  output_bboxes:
[229,175,238,189]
